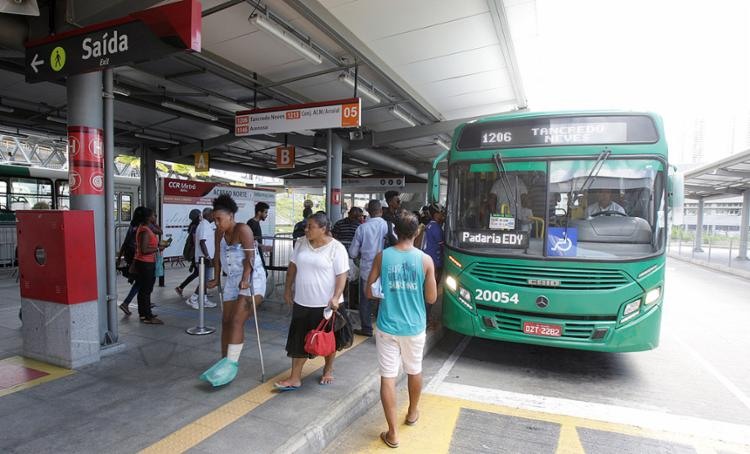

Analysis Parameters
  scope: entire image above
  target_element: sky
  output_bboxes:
[511,0,750,165]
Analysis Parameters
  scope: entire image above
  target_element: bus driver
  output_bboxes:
[585,189,626,218]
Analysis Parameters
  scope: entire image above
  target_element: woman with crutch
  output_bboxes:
[200,194,266,386]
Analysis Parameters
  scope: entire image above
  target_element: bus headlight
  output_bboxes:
[446,275,458,292]
[645,287,661,305]
[621,299,641,323]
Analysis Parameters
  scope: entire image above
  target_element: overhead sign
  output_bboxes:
[276,145,295,169]
[285,176,406,189]
[24,0,201,83]
[235,98,361,136]
[194,152,209,172]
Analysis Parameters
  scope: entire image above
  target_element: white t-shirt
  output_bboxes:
[585,201,626,218]
[195,219,216,261]
[290,237,350,308]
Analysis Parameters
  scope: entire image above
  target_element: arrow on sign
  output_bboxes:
[30,54,44,73]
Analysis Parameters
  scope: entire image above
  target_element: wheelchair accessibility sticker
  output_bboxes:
[547,227,577,257]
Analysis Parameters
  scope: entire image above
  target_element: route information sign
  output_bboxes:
[24,0,201,83]
[235,98,361,136]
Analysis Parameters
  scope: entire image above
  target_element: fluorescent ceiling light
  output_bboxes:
[161,101,218,121]
[389,107,416,127]
[113,86,130,97]
[434,138,450,150]
[350,158,368,165]
[338,73,381,104]
[46,115,67,124]
[0,0,39,16]
[134,133,179,145]
[224,152,252,160]
[0,105,13,113]
[249,14,323,65]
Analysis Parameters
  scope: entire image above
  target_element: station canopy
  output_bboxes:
[0,0,532,180]
[683,148,750,200]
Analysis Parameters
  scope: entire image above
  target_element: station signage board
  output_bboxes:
[194,152,210,172]
[285,176,406,189]
[276,145,295,169]
[24,0,201,83]
[235,98,361,136]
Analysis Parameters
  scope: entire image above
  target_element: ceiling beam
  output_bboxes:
[714,168,750,179]
[487,0,527,108]
[282,0,443,122]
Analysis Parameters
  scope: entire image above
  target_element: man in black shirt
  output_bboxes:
[247,202,270,271]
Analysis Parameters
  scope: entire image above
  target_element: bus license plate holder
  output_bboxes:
[523,321,562,337]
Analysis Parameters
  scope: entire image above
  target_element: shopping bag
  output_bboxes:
[304,313,336,357]
[155,252,164,277]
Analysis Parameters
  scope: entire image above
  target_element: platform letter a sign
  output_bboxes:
[276,145,295,169]
[194,152,209,172]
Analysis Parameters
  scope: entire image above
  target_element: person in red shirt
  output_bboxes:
[133,207,165,324]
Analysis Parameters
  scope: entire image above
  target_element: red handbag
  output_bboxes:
[304,313,336,357]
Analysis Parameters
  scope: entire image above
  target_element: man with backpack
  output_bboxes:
[175,209,202,297]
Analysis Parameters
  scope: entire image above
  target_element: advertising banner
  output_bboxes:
[67,126,104,195]
[160,178,276,259]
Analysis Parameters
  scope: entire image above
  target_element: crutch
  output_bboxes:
[246,247,266,383]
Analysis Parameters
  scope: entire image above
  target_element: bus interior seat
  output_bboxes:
[569,216,651,243]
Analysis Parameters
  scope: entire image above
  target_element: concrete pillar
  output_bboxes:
[738,190,750,260]
[694,198,704,252]
[103,69,118,344]
[68,72,108,345]
[329,130,344,223]
[140,146,158,210]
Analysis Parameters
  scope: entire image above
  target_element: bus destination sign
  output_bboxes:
[24,0,201,83]
[458,230,529,248]
[457,115,659,150]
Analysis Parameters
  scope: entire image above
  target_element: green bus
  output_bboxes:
[436,111,682,352]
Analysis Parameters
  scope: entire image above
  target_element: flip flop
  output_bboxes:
[404,414,419,426]
[380,432,399,448]
[319,375,334,385]
[273,382,300,392]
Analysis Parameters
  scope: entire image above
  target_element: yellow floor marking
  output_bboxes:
[352,393,749,453]
[556,424,585,454]
[141,335,368,454]
[0,356,74,398]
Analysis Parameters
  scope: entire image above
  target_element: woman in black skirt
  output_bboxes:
[275,212,349,390]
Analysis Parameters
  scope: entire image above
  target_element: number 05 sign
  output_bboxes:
[235,98,361,136]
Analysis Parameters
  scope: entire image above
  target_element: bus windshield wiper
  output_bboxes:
[493,152,519,218]
[565,148,611,225]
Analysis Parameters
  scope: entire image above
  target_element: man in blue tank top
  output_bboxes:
[366,211,437,449]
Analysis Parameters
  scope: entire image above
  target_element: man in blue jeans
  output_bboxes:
[349,199,389,337]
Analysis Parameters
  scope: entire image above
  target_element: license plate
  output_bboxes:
[523,321,562,337]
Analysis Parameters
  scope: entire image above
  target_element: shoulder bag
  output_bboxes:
[304,313,336,357]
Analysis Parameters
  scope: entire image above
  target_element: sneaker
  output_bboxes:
[185,296,199,309]
[203,297,217,308]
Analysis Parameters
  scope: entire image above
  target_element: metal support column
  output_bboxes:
[140,146,158,210]
[325,131,332,216]
[738,190,750,260]
[329,130,344,223]
[103,69,118,344]
[694,198,704,253]
[68,72,108,344]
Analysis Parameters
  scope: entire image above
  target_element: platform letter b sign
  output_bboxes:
[276,145,295,169]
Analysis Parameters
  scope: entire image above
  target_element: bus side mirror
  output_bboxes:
[667,165,684,208]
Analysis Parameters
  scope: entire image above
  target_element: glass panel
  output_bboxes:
[0,180,7,210]
[10,178,52,210]
[446,162,547,257]
[549,159,665,259]
[120,194,132,221]
[55,181,69,209]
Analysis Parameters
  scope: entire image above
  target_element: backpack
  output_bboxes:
[183,223,197,261]
[383,220,398,249]
[121,226,137,264]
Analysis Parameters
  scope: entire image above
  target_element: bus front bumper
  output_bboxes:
[442,292,662,353]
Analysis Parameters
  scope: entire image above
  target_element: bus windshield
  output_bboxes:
[446,158,666,260]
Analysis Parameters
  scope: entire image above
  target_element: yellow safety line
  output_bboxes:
[357,394,749,453]
[141,335,368,454]
[0,356,74,398]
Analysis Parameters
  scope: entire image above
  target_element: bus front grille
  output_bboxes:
[469,262,630,290]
